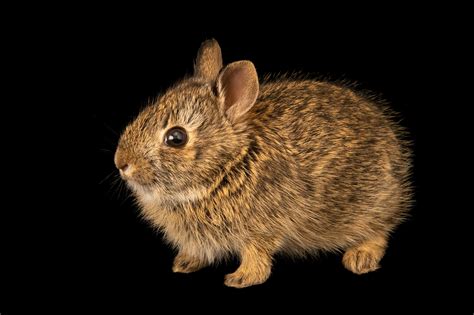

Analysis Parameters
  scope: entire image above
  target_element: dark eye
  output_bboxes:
[164,127,188,148]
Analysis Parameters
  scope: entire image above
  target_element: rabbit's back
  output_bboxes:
[247,79,412,252]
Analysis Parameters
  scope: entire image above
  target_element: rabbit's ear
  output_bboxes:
[217,60,259,123]
[194,39,223,81]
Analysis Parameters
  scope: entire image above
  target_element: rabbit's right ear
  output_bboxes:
[194,39,223,81]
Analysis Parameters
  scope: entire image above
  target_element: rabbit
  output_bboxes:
[114,39,412,288]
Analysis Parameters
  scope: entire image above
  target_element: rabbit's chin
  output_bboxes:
[125,179,153,195]
[131,181,207,207]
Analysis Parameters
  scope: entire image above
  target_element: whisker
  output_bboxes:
[93,115,120,138]
[108,174,123,200]
[103,122,119,137]
[102,135,118,148]
[102,170,135,206]
[119,187,134,206]
[99,170,116,185]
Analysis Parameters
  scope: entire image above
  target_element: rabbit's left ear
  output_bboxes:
[194,39,223,81]
[217,60,259,123]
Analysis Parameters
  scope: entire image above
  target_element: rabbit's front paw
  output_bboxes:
[172,253,206,274]
[224,269,270,288]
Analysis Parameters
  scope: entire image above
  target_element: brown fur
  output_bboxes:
[114,39,412,288]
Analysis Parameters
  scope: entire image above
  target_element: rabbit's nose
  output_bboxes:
[114,154,127,170]
[118,163,129,173]
[114,151,133,177]
[116,161,134,178]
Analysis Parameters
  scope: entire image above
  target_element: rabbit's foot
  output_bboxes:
[342,235,387,274]
[172,253,207,274]
[224,245,272,288]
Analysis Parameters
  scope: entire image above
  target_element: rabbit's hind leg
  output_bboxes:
[342,235,388,274]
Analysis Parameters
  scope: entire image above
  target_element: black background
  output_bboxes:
[2,9,469,313]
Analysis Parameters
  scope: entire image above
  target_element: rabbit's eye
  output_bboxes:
[164,127,188,148]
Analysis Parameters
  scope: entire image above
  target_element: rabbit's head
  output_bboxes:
[114,39,259,205]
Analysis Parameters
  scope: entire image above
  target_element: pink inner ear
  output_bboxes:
[222,67,246,111]
[218,60,259,122]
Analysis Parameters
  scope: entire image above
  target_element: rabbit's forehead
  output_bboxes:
[157,87,220,129]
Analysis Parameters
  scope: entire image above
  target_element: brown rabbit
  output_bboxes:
[114,39,411,288]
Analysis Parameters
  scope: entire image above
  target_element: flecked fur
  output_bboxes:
[114,39,412,288]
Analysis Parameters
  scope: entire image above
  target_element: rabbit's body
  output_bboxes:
[115,40,411,288]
